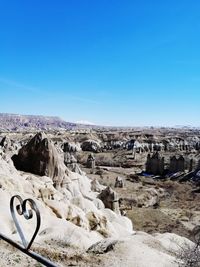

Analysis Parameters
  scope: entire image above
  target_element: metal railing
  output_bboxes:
[0,195,58,267]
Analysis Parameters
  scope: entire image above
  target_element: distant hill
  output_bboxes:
[0,113,198,133]
[0,113,96,132]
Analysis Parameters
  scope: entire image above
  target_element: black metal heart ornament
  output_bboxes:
[10,195,41,250]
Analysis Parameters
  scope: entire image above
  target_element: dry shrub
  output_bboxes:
[176,231,200,267]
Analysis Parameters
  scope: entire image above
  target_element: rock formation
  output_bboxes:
[87,153,96,169]
[114,176,125,188]
[64,152,77,167]
[62,141,81,152]
[146,152,165,175]
[169,155,185,173]
[98,187,120,214]
[8,132,133,249]
[64,152,83,175]
[0,136,11,150]
[12,132,68,188]
[81,140,101,153]
[91,178,105,192]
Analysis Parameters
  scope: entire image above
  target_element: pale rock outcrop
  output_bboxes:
[0,157,133,249]
[96,232,193,267]
[64,152,77,166]
[91,178,105,192]
[0,136,11,150]
[98,187,120,214]
[64,152,83,174]
[0,136,19,156]
[137,188,164,208]
[0,133,133,251]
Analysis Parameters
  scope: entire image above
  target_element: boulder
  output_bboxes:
[87,238,118,254]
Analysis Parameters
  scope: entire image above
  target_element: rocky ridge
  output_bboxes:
[0,113,93,131]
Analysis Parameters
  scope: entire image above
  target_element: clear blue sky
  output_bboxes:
[0,0,199,126]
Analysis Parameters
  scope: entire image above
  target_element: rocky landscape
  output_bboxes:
[0,114,200,266]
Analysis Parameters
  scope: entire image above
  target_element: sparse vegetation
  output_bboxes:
[176,233,200,267]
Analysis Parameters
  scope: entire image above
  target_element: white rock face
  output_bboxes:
[96,232,194,267]
[0,156,133,250]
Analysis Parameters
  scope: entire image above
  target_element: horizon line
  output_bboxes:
[0,112,199,129]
